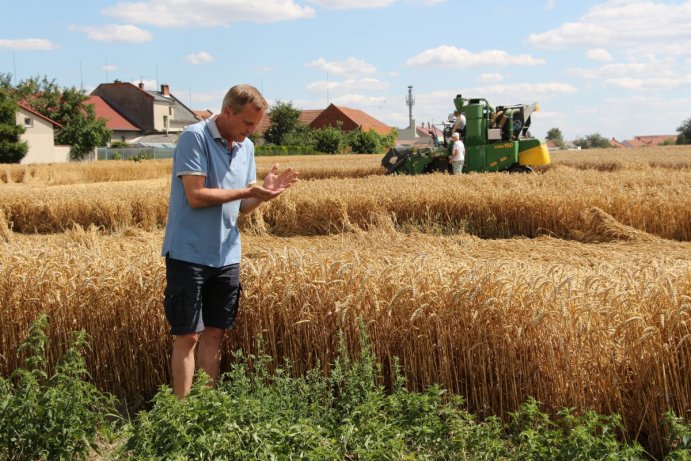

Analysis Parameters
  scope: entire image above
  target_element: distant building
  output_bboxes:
[611,134,677,148]
[16,102,71,164]
[309,104,392,136]
[85,95,142,144]
[91,81,198,137]
[193,109,214,121]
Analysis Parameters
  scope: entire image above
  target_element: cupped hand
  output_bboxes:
[262,163,299,192]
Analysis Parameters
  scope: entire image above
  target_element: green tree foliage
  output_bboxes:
[347,128,383,154]
[281,123,314,147]
[546,127,566,149]
[264,101,302,146]
[0,87,28,164]
[676,117,691,145]
[573,133,611,149]
[313,125,345,154]
[9,76,111,159]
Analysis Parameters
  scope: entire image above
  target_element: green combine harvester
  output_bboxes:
[382,94,551,174]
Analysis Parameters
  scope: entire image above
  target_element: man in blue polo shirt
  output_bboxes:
[162,84,298,398]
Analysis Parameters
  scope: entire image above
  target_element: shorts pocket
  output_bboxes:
[163,285,185,327]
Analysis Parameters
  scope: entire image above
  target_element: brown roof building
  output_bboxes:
[309,104,392,136]
[85,95,142,144]
[193,109,214,121]
[612,134,677,148]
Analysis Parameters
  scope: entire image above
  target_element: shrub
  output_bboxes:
[313,126,345,154]
[347,129,382,154]
[0,314,116,461]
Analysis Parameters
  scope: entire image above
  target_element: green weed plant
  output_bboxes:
[0,314,116,461]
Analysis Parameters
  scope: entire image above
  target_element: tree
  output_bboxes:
[0,87,28,163]
[676,117,691,145]
[347,129,382,154]
[11,76,111,159]
[546,127,565,149]
[264,101,302,145]
[573,133,611,149]
[313,125,345,154]
[53,87,110,159]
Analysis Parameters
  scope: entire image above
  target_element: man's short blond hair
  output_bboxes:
[222,84,268,114]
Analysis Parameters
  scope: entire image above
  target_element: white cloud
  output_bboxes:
[527,0,691,52]
[567,55,691,91]
[0,38,56,51]
[72,24,153,43]
[306,57,377,76]
[586,48,613,62]
[408,0,447,4]
[406,45,546,68]
[307,0,395,9]
[478,73,503,82]
[306,78,389,93]
[543,0,556,11]
[131,79,157,90]
[103,0,315,27]
[332,93,388,106]
[185,51,215,64]
[604,74,691,90]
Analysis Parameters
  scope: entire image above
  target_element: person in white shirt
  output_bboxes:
[450,132,465,175]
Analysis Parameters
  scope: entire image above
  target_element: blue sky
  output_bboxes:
[2,0,691,142]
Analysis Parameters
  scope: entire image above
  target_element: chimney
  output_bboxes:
[138,81,145,90]
[161,84,170,96]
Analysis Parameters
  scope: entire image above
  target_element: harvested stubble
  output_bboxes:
[0,228,688,454]
[1,166,690,241]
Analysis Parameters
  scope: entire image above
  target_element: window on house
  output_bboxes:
[163,115,169,127]
[120,136,126,142]
[24,117,33,127]
[169,106,173,115]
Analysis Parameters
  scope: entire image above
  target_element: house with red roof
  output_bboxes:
[309,104,392,136]
[611,135,677,148]
[91,81,199,138]
[85,95,142,144]
[16,102,71,164]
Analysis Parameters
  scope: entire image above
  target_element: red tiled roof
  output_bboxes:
[299,109,322,125]
[194,109,214,121]
[255,108,324,136]
[17,102,62,128]
[334,106,392,136]
[631,135,676,146]
[85,96,141,131]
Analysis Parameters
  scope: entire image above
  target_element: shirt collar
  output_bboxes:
[208,115,243,150]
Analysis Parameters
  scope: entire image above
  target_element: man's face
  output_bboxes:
[224,104,264,143]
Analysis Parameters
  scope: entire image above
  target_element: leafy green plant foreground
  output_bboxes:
[1,317,689,460]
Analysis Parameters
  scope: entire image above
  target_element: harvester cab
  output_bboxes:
[381,94,551,175]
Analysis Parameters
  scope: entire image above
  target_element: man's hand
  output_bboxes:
[241,163,299,212]
[262,163,299,193]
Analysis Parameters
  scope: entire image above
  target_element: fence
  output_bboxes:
[96,146,175,161]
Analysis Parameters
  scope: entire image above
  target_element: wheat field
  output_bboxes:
[0,146,689,453]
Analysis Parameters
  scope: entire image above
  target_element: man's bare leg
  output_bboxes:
[171,333,199,399]
[197,327,225,385]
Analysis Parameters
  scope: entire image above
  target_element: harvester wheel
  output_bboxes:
[508,165,534,174]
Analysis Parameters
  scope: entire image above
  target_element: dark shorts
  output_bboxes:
[163,257,241,336]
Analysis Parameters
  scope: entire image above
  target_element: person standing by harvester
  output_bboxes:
[161,84,298,398]
[450,131,465,175]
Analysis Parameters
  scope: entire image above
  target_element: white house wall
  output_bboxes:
[16,108,69,164]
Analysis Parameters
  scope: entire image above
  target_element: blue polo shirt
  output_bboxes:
[161,117,257,267]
